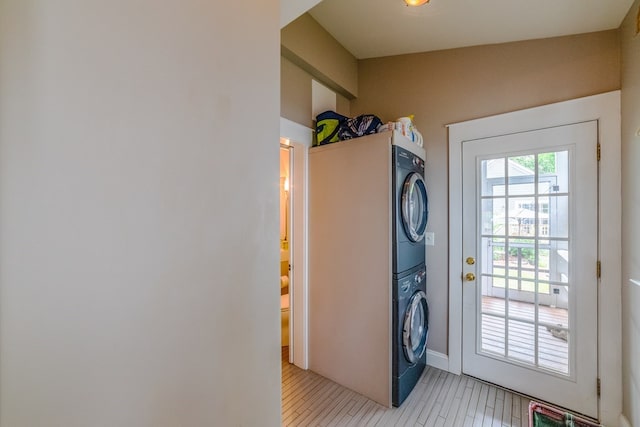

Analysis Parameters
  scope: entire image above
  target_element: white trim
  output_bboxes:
[426,350,449,371]
[447,91,622,426]
[281,117,313,148]
[619,414,632,427]
[280,117,313,370]
[447,124,464,376]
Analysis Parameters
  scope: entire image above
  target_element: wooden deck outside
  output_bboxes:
[481,296,569,374]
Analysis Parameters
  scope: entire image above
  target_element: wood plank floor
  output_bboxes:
[281,347,532,427]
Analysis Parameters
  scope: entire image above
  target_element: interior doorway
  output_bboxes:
[279,117,312,370]
[280,144,293,362]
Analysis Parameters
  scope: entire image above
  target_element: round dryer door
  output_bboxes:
[402,173,428,242]
[402,290,429,364]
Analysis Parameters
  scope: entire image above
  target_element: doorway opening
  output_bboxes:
[280,144,292,361]
[279,117,312,370]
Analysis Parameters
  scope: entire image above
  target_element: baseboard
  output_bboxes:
[619,414,631,427]
[426,350,449,371]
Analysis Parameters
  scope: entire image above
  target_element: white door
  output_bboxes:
[461,121,599,418]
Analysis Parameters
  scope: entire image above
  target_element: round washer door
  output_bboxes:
[401,173,428,242]
[402,290,429,364]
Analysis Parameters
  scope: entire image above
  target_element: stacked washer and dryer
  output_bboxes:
[391,145,429,407]
[309,130,429,408]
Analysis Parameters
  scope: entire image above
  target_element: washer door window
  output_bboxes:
[402,173,428,242]
[402,290,429,364]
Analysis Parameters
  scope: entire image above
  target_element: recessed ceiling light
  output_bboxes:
[404,0,430,6]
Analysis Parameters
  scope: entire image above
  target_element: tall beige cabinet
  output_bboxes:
[308,131,424,407]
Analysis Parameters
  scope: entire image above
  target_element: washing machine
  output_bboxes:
[392,145,428,277]
[392,263,429,407]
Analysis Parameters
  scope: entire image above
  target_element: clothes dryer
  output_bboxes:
[392,146,428,277]
[392,263,429,407]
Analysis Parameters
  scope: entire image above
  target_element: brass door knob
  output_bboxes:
[465,273,476,281]
[466,257,475,265]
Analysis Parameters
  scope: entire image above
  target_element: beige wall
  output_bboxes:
[282,13,358,99]
[282,57,314,128]
[0,1,281,426]
[620,1,640,425]
[281,56,351,128]
[354,30,621,354]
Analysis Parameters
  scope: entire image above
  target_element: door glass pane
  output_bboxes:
[539,327,569,374]
[508,299,534,321]
[482,198,505,235]
[539,287,569,329]
[508,197,537,237]
[546,240,569,283]
[543,196,569,238]
[538,248,550,282]
[538,151,569,194]
[481,314,505,355]
[482,158,505,196]
[507,320,535,365]
[478,149,572,376]
[508,155,535,196]
[481,278,505,317]
[487,238,506,276]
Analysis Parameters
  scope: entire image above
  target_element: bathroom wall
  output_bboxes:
[280,147,291,246]
[620,1,640,425]
[354,30,621,355]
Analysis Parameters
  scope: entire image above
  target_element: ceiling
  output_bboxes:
[308,0,635,59]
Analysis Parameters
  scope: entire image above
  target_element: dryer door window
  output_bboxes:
[402,290,429,364]
[402,173,428,242]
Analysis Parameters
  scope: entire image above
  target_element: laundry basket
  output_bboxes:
[528,402,601,427]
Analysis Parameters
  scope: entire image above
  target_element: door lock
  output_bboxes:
[466,257,476,265]
[465,273,476,282]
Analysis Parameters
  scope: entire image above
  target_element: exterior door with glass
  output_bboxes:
[461,121,599,419]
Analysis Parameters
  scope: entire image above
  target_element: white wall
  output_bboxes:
[0,1,281,426]
[620,1,640,426]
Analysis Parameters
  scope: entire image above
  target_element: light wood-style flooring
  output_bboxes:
[281,347,532,427]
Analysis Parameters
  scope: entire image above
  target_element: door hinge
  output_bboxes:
[597,261,601,279]
[597,143,601,161]
[597,378,601,398]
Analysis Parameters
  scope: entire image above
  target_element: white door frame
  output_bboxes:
[280,117,312,370]
[447,92,621,426]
